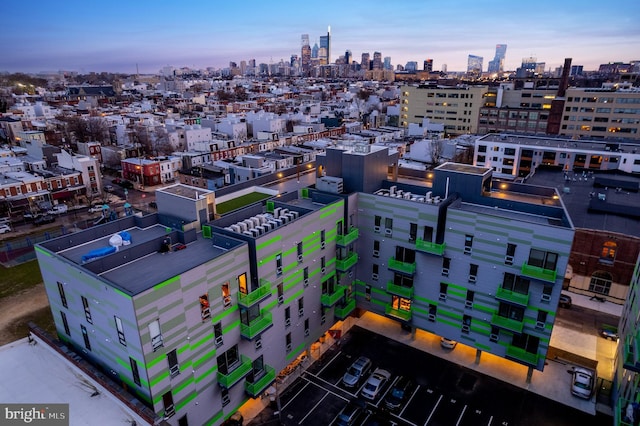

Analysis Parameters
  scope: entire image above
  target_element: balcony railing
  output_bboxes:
[240,311,273,340]
[336,252,358,272]
[506,345,539,366]
[491,313,524,333]
[615,396,635,426]
[244,365,276,397]
[386,281,414,299]
[521,262,557,283]
[623,333,640,373]
[321,285,346,307]
[336,227,359,247]
[335,299,356,320]
[217,355,252,388]
[385,305,412,322]
[415,239,446,255]
[237,279,271,307]
[495,287,529,307]
[388,257,417,275]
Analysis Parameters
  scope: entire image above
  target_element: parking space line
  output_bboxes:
[399,384,420,417]
[423,394,443,426]
[456,405,467,426]
[316,350,342,377]
[298,392,330,425]
[300,373,350,401]
[281,382,311,411]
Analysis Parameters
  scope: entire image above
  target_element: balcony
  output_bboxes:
[321,285,346,307]
[615,396,635,426]
[336,227,359,247]
[386,281,414,299]
[491,313,524,333]
[336,252,358,272]
[520,262,557,283]
[623,333,640,373]
[385,305,412,322]
[335,299,356,320]
[506,345,539,366]
[415,239,446,256]
[245,365,276,397]
[495,287,529,307]
[388,257,416,275]
[237,279,271,308]
[240,311,273,340]
[217,355,252,388]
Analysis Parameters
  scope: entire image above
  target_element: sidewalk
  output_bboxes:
[564,290,623,318]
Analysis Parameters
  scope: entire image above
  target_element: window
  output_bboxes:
[200,294,211,321]
[428,304,437,321]
[303,267,309,286]
[304,318,310,337]
[167,349,180,377]
[464,234,473,254]
[589,271,612,295]
[178,415,188,426]
[321,256,326,273]
[442,257,450,276]
[439,282,448,301]
[374,215,382,232]
[162,391,175,418]
[220,386,230,407]
[114,316,126,346]
[285,307,291,327]
[222,281,232,307]
[373,240,380,257]
[298,297,304,317]
[395,246,416,264]
[320,230,326,249]
[60,311,70,336]
[130,357,141,386]
[462,315,471,333]
[498,303,524,322]
[57,282,68,308]
[536,311,548,329]
[276,253,283,275]
[214,322,223,346]
[297,242,303,262]
[81,296,93,324]
[502,273,530,294]
[372,264,379,280]
[149,319,163,351]
[528,249,558,271]
[277,283,284,304]
[409,223,417,242]
[81,324,91,351]
[542,285,552,302]
[216,345,240,376]
[600,241,616,264]
[506,243,516,265]
[423,226,433,242]
[286,333,292,352]
[466,290,475,309]
[385,218,393,234]
[490,326,499,342]
[469,264,478,282]
[365,285,371,301]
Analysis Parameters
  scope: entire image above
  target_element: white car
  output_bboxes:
[88,205,106,213]
[0,224,11,234]
[571,367,594,399]
[440,337,458,349]
[360,368,391,400]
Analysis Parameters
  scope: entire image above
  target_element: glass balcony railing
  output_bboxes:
[385,304,412,321]
[415,239,446,255]
[244,365,276,397]
[336,252,358,272]
[521,262,557,283]
[335,299,356,320]
[623,333,640,373]
[386,281,414,299]
[506,345,539,366]
[495,287,529,307]
[237,279,271,307]
[388,257,416,275]
[491,313,524,333]
[336,227,359,247]
[217,355,252,388]
[240,311,273,340]
[615,396,635,426]
[321,285,346,307]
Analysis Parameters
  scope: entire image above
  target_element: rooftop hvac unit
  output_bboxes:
[243,230,253,236]
[243,219,255,229]
[237,222,248,233]
[224,227,233,232]
[426,191,432,199]
[268,220,278,230]
[274,207,282,218]
[257,214,267,224]
[274,218,283,226]
[250,217,260,227]
[281,215,289,224]
[256,225,266,235]
[404,192,412,199]
[390,185,397,195]
[250,228,259,237]
[230,224,241,233]
[280,209,289,217]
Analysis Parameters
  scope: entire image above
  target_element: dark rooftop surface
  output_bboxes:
[478,133,640,154]
[436,162,491,176]
[526,169,640,236]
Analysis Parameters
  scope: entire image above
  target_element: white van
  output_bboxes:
[48,204,68,215]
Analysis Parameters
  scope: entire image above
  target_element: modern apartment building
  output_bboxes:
[35,144,575,424]
[400,85,490,135]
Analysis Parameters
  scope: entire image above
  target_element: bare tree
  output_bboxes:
[153,127,173,156]
[430,138,444,166]
[133,124,152,155]
[64,116,90,143]
[86,117,109,143]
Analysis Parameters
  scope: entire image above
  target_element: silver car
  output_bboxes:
[361,368,391,400]
[342,356,372,388]
[571,367,594,399]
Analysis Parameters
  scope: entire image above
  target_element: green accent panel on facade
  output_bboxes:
[439,310,463,321]
[175,390,198,412]
[321,270,337,282]
[154,275,180,292]
[413,295,439,305]
[193,348,218,370]
[319,207,337,219]
[475,343,492,351]
[285,289,305,305]
[473,303,495,314]
[177,344,190,355]
[449,290,466,298]
[224,319,241,333]
[286,343,307,360]
[195,365,218,384]
[204,410,224,426]
[115,357,131,371]
[34,246,51,256]
[212,306,239,324]
[113,288,131,299]
[190,333,214,351]
[256,235,282,251]
[437,318,460,328]
[371,286,388,296]
[150,370,170,388]
[173,375,195,396]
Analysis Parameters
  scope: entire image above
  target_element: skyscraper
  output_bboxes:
[424,58,433,72]
[319,26,331,65]
[372,52,382,70]
[361,53,370,70]
[383,56,392,70]
[488,44,507,73]
[301,34,311,73]
[467,55,483,76]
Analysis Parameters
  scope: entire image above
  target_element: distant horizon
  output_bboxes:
[3,0,639,75]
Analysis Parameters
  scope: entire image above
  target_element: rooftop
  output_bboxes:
[478,133,640,154]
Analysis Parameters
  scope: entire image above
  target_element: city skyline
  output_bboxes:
[3,0,640,74]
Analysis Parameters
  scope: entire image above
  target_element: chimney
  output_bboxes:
[557,58,572,98]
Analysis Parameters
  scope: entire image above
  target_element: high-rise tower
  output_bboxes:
[488,44,507,73]
[372,52,382,70]
[424,58,433,72]
[319,26,331,65]
[301,34,311,74]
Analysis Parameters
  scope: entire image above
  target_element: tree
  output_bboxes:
[430,138,444,166]
[64,116,90,143]
[153,127,173,156]
[86,117,109,143]
[133,124,152,154]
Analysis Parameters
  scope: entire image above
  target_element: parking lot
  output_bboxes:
[248,326,610,426]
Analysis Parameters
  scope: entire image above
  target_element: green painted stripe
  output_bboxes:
[195,365,218,383]
[115,357,131,370]
[449,290,466,298]
[147,353,166,369]
[173,376,194,395]
[257,235,282,251]
[177,344,190,355]
[34,246,51,256]
[213,306,239,323]
[439,310,463,321]
[113,288,131,299]
[437,318,459,328]
[175,390,198,412]
[476,343,491,351]
[193,348,217,369]
[191,333,214,351]
[204,411,224,426]
[154,275,180,291]
[319,207,336,219]
[286,343,307,360]
[150,370,169,387]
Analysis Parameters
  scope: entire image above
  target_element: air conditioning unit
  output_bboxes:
[285,317,291,327]
[428,314,436,322]
[442,268,449,276]
[505,255,514,265]
[215,336,223,346]
[464,247,472,255]
[304,329,310,337]
[170,365,180,376]
[541,294,551,302]
[373,250,379,257]
[468,275,477,283]
[385,229,392,236]
[490,333,499,342]
[536,321,545,329]
[321,241,326,249]
[278,295,284,304]
[321,267,326,274]
[274,207,282,218]
[372,273,379,280]
[255,338,262,350]
[298,308,304,317]
[277,267,283,275]
[465,300,473,309]
[297,254,303,262]
[374,226,380,233]
[462,325,470,334]
[321,315,326,324]
[304,278,309,287]
[286,343,292,352]
[439,293,446,301]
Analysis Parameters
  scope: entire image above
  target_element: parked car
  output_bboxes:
[112,177,122,184]
[23,211,42,221]
[559,293,572,308]
[361,368,391,400]
[0,224,11,234]
[440,337,458,349]
[0,217,10,225]
[333,401,366,426]
[600,328,619,341]
[47,204,68,215]
[33,215,55,226]
[88,205,106,213]
[384,376,415,411]
[118,180,134,189]
[571,367,595,399]
[104,185,115,192]
[342,356,372,388]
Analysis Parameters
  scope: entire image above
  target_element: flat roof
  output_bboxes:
[159,183,214,200]
[478,133,640,154]
[436,162,491,176]
[0,335,150,426]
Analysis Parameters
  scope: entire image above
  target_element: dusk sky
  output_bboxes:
[4,0,639,74]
